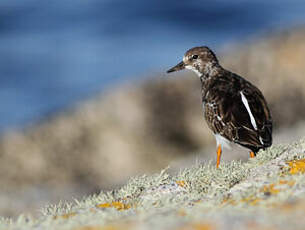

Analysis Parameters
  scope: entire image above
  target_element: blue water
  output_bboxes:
[0,0,305,131]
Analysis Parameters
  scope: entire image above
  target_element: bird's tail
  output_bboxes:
[259,123,272,148]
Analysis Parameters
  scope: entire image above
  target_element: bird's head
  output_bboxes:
[167,46,219,77]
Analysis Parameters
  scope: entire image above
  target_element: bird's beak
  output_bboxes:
[167,61,185,73]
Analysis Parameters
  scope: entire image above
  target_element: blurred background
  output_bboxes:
[0,0,305,217]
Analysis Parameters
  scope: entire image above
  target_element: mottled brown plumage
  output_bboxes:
[167,46,272,167]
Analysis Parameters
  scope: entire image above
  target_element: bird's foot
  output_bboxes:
[216,145,222,168]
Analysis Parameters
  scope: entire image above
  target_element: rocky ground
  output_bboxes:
[0,27,305,217]
[0,138,304,230]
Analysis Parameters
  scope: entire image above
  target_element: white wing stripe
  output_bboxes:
[240,91,258,130]
[259,136,264,145]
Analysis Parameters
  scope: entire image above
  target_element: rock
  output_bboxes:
[1,138,305,230]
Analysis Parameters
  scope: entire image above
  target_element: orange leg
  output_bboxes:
[216,144,222,168]
[250,151,256,158]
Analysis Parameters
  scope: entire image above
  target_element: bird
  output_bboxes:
[166,46,272,168]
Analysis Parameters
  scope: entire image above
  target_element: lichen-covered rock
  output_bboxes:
[1,138,304,230]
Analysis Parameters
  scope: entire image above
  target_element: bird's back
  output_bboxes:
[201,70,272,153]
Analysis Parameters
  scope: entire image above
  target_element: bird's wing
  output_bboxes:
[238,83,272,149]
[204,75,272,151]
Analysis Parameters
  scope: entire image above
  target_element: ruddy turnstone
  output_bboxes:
[167,46,272,168]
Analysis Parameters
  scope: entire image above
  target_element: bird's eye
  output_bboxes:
[192,54,198,60]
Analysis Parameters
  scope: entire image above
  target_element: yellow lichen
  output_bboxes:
[176,180,186,187]
[279,180,295,187]
[192,223,215,230]
[287,159,305,174]
[177,209,186,216]
[178,223,215,230]
[241,196,262,206]
[223,182,288,207]
[54,212,76,219]
[74,222,133,230]
[221,198,237,206]
[96,201,131,211]
[261,184,280,195]
[75,225,119,230]
[96,203,111,208]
